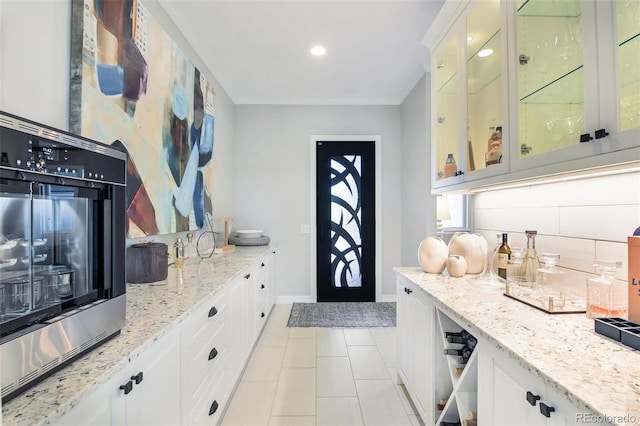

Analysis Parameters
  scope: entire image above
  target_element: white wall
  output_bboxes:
[233,105,403,300]
[0,0,237,247]
[473,171,640,284]
[400,74,435,266]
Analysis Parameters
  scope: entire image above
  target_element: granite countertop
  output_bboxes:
[394,267,640,426]
[2,245,273,426]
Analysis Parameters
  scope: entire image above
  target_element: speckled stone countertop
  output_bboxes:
[2,245,274,426]
[395,267,640,426]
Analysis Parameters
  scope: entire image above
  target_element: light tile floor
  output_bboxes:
[221,304,421,426]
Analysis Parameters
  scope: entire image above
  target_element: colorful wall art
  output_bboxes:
[69,0,215,238]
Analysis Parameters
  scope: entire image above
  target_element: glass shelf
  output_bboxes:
[520,66,583,104]
[517,0,581,18]
[467,31,501,94]
[438,72,458,95]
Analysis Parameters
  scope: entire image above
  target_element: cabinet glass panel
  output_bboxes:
[516,0,584,158]
[616,0,640,132]
[435,33,459,181]
[467,0,502,173]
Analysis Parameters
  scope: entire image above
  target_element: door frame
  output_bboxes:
[309,135,382,303]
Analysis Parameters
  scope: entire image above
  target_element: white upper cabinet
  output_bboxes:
[425,0,640,193]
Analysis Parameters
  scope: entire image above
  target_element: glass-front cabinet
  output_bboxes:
[466,0,507,175]
[431,0,508,189]
[433,31,462,185]
[511,0,639,171]
[426,0,640,192]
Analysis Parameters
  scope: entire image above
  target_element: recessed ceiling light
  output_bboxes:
[478,48,494,57]
[467,36,473,41]
[310,45,326,56]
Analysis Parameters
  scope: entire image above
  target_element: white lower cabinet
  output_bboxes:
[396,277,433,423]
[477,344,606,426]
[56,252,276,426]
[396,272,606,426]
[57,326,182,426]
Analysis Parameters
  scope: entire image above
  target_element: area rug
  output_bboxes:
[287,302,396,327]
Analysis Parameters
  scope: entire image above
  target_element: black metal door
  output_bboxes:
[316,141,375,302]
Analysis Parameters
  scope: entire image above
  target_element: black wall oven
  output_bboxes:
[0,111,126,401]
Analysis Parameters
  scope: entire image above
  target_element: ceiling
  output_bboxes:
[157,0,445,105]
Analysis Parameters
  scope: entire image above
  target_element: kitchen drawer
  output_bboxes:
[182,288,226,348]
[181,315,228,402]
[184,359,229,426]
[255,299,268,332]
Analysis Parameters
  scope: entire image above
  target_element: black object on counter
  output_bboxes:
[126,242,168,283]
[594,317,640,350]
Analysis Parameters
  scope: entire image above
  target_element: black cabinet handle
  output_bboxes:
[209,400,219,416]
[208,306,218,317]
[526,391,540,406]
[261,312,265,318]
[120,381,133,395]
[261,262,265,267]
[580,133,594,143]
[261,284,265,289]
[594,128,609,139]
[539,402,555,417]
[406,287,412,294]
[131,372,143,385]
[244,273,251,279]
[208,347,218,361]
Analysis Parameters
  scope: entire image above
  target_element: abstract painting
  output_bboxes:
[69,0,215,238]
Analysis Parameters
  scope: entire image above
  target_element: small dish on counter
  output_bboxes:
[235,229,263,239]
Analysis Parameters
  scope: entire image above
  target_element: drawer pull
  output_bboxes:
[526,391,540,406]
[539,402,555,418]
[261,262,265,267]
[120,381,133,395]
[208,306,218,317]
[208,347,219,361]
[131,372,143,385]
[244,273,251,279]
[261,312,265,318]
[209,400,219,416]
[261,284,265,289]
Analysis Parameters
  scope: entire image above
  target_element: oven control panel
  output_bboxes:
[0,125,126,185]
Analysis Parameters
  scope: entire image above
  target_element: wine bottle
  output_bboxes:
[445,330,471,343]
[497,233,511,279]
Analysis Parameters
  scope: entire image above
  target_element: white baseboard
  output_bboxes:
[276,295,396,304]
[276,295,313,304]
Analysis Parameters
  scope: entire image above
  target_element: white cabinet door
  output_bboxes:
[396,279,413,386]
[227,277,247,387]
[478,343,605,426]
[410,288,432,421]
[395,277,433,424]
[125,327,181,426]
[55,327,181,426]
[56,370,125,426]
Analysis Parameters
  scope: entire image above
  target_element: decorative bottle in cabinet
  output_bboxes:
[443,153,457,178]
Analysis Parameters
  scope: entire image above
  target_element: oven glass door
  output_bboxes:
[0,179,101,338]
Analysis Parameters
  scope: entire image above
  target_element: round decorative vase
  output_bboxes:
[418,236,449,274]
[448,232,488,274]
[446,255,467,277]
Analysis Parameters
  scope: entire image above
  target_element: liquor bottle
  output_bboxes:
[497,233,511,279]
[520,230,541,282]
